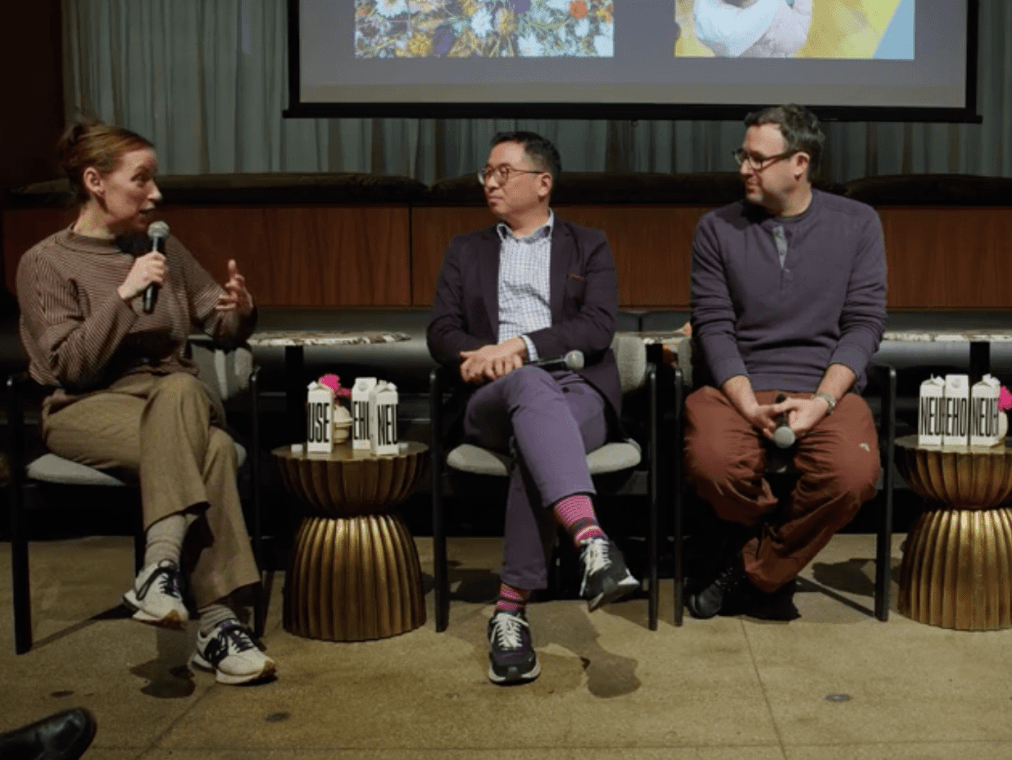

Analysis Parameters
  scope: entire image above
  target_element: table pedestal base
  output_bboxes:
[285,513,426,641]
[899,507,1012,630]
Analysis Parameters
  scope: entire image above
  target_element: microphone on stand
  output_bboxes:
[772,392,796,449]
[143,221,170,314]
[530,350,584,371]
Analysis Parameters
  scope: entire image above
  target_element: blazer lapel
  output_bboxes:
[549,221,573,322]
[476,228,500,340]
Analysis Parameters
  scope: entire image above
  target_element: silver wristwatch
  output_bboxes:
[812,391,837,415]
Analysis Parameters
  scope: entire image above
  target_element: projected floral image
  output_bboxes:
[355,0,615,58]
[674,0,915,60]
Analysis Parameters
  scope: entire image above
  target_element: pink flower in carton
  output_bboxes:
[318,374,353,400]
[1000,385,1012,413]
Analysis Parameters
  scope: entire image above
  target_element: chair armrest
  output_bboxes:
[187,335,254,403]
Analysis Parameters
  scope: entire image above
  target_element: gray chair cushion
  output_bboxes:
[447,439,640,477]
[586,440,642,474]
[447,444,510,476]
[26,454,130,486]
[26,442,247,486]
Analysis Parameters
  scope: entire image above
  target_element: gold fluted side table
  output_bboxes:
[895,435,1012,630]
[273,441,428,641]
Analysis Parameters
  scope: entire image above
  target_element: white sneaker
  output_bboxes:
[123,559,188,630]
[191,620,276,685]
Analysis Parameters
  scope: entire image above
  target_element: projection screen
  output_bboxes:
[286,0,978,121]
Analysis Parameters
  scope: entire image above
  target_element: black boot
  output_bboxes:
[0,708,96,760]
[687,555,749,619]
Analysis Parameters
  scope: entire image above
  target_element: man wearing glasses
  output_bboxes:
[428,131,638,685]
[683,104,887,619]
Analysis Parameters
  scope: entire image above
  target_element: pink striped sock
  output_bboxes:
[495,582,531,614]
[552,493,605,546]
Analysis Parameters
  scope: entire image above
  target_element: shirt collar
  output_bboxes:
[496,210,554,243]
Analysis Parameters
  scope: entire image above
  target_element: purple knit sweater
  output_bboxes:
[691,189,887,394]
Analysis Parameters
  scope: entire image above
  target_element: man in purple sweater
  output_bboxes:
[684,104,887,618]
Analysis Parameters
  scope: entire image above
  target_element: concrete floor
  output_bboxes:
[2,533,1012,760]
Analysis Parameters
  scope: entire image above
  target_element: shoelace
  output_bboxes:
[579,539,611,596]
[137,561,183,600]
[215,623,257,655]
[490,614,524,651]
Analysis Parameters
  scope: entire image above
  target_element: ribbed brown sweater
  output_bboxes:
[16,227,256,400]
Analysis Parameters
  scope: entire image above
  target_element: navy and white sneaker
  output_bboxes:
[579,537,640,611]
[123,559,188,630]
[487,609,540,685]
[191,620,276,685]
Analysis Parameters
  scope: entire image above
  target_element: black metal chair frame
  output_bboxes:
[670,363,896,625]
[430,354,663,632]
[7,365,265,655]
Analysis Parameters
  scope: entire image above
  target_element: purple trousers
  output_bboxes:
[463,365,608,590]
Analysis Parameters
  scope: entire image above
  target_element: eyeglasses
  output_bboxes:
[477,164,543,185]
[732,148,799,171]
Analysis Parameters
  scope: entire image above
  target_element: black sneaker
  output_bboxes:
[487,610,540,685]
[686,556,748,619]
[578,537,640,611]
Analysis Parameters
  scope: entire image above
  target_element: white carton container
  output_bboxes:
[370,381,399,456]
[970,374,1002,446]
[943,374,970,446]
[351,377,377,450]
[306,381,334,453]
[918,376,945,447]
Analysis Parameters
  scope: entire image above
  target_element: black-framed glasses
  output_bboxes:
[732,148,799,171]
[477,164,543,185]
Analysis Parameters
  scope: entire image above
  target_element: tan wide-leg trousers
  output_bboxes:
[684,386,880,593]
[42,371,260,608]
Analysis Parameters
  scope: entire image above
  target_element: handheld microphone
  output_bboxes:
[143,221,170,314]
[531,350,584,372]
[772,392,796,449]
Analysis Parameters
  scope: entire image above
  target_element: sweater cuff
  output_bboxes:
[829,344,870,379]
[711,356,749,388]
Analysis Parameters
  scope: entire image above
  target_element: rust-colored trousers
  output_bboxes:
[42,372,260,608]
[683,386,880,593]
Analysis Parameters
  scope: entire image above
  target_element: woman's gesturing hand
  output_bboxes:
[216,259,254,315]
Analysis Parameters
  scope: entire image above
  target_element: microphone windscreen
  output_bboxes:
[773,425,795,449]
[565,350,585,370]
[147,221,170,240]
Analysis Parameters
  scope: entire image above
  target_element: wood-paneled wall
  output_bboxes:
[5,203,1012,309]
[412,206,706,307]
[3,206,412,307]
[413,205,1012,309]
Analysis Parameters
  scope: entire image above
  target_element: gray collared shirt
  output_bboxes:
[496,211,554,361]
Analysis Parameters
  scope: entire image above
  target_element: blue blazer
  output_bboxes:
[427,218,622,424]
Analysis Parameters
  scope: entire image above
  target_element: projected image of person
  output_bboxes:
[16,120,276,685]
[428,132,638,685]
[675,0,914,59]
[683,105,886,620]
[355,0,614,57]
[692,0,812,58]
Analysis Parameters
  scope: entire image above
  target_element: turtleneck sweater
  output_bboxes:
[16,226,256,402]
